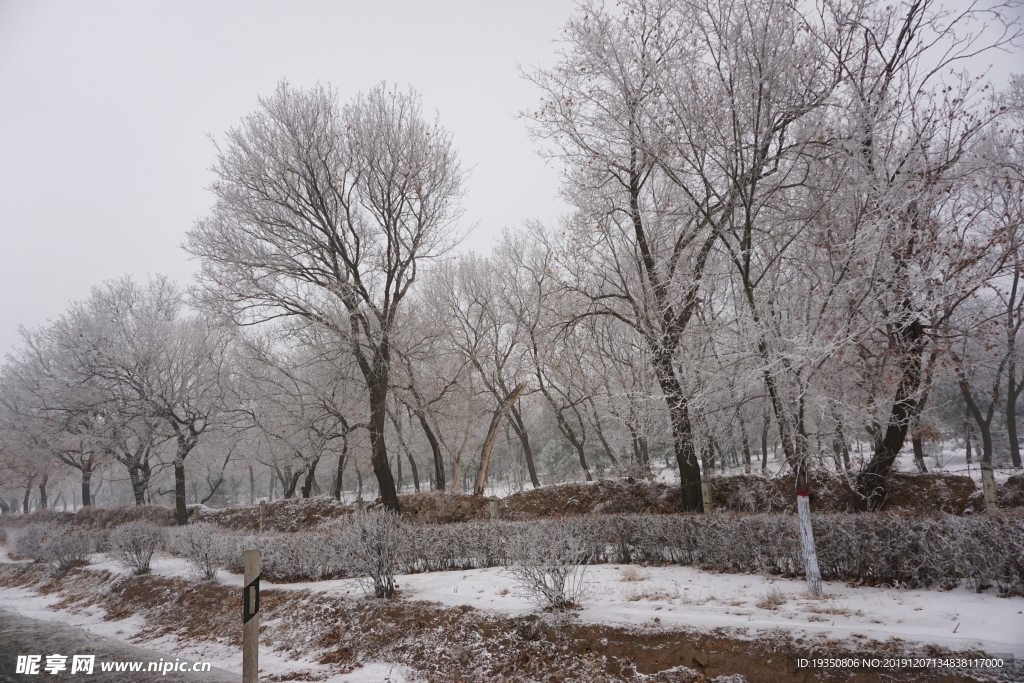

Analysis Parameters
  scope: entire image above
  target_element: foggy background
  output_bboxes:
[0,0,574,353]
[0,0,1019,355]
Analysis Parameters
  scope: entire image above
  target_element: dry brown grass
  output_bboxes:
[756,588,788,610]
[619,567,648,582]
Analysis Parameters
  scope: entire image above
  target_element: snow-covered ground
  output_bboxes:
[4,545,1021,671]
[640,443,1020,489]
[0,549,419,682]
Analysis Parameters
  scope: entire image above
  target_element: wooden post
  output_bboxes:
[488,496,499,521]
[258,501,266,533]
[243,549,260,683]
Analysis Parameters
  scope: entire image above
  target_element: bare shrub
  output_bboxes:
[110,521,163,575]
[340,509,406,599]
[169,522,221,581]
[507,522,590,611]
[619,567,647,582]
[42,527,93,576]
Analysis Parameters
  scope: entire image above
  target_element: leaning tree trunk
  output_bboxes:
[508,406,540,488]
[474,383,528,496]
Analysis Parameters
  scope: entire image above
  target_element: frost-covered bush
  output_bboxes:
[110,521,163,575]
[507,521,591,611]
[12,523,96,574]
[167,522,221,581]
[12,523,54,562]
[340,509,406,598]
[41,527,93,575]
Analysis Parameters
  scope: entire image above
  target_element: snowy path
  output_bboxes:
[0,606,238,682]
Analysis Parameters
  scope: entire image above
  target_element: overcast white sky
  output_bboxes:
[0,0,1021,356]
[0,0,576,354]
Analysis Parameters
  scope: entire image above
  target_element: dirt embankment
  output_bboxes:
[3,472,1022,533]
[0,504,175,529]
[208,472,1021,531]
[0,562,1006,682]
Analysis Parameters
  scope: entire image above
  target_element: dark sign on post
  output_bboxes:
[243,575,260,624]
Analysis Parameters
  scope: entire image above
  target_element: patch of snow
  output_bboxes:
[394,564,1024,657]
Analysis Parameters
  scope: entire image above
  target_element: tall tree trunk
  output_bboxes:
[588,399,619,468]
[965,419,973,465]
[174,461,188,525]
[367,375,400,513]
[475,383,527,495]
[508,405,540,488]
[80,468,92,508]
[448,424,470,493]
[761,415,770,472]
[300,457,320,499]
[855,319,928,510]
[415,412,446,491]
[249,465,256,505]
[739,416,752,474]
[960,381,999,516]
[332,437,349,500]
[1007,371,1022,468]
[23,474,35,513]
[387,405,419,492]
[1006,266,1022,468]
[912,433,928,473]
[129,467,147,506]
[653,360,703,512]
[629,424,641,465]
[37,474,48,510]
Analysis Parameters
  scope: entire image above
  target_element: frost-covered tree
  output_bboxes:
[186,82,465,514]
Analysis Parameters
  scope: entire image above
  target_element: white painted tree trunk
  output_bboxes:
[981,462,999,517]
[797,493,822,596]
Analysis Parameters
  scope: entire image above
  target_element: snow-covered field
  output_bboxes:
[3,543,1022,680]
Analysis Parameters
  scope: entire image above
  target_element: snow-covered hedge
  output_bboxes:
[163,513,1024,594]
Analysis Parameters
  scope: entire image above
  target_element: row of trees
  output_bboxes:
[1,0,1021,545]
